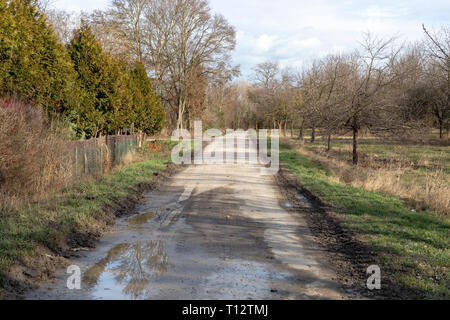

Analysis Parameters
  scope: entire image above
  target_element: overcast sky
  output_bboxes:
[51,0,450,78]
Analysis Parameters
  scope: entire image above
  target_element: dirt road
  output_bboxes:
[26,133,345,300]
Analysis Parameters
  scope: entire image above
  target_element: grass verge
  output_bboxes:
[279,142,449,299]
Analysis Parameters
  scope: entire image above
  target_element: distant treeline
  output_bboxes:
[0,0,165,139]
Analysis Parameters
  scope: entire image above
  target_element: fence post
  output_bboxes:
[100,146,103,174]
[84,151,88,175]
[75,147,78,177]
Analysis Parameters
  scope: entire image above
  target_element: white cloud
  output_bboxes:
[51,0,450,79]
[363,5,400,19]
[295,38,322,49]
[209,0,450,78]
[255,34,277,52]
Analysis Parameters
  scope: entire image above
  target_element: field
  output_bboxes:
[279,135,449,299]
[284,131,450,216]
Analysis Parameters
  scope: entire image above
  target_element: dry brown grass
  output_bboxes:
[285,139,450,216]
[0,99,72,214]
[355,168,449,215]
[0,99,158,218]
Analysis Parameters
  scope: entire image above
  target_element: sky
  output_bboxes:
[50,0,450,78]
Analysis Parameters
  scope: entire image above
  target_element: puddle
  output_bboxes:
[126,207,172,226]
[295,192,313,208]
[127,212,158,225]
[284,202,293,208]
[82,240,170,299]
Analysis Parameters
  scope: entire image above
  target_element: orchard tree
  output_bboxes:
[333,34,405,165]
[423,25,450,138]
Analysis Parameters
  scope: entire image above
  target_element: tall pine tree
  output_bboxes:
[130,62,165,136]
[67,24,115,138]
[0,0,77,114]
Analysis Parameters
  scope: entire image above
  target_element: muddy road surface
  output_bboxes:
[26,133,345,300]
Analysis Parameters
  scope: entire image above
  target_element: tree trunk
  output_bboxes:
[352,127,359,165]
[327,134,332,152]
[298,120,304,141]
[439,118,443,139]
[177,99,185,130]
[279,121,282,135]
[310,125,316,143]
[187,111,191,132]
[291,121,293,137]
[283,120,287,137]
[177,116,183,130]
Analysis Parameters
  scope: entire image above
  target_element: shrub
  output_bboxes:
[0,98,72,199]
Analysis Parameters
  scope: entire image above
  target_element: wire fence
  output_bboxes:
[70,135,138,178]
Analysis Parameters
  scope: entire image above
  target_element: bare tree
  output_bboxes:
[45,9,80,44]
[84,0,238,130]
[249,61,290,132]
[292,34,406,164]
[252,62,280,90]
[143,0,237,129]
[332,34,405,164]
[86,10,134,61]
[300,60,328,143]
[36,0,55,13]
[107,0,147,62]
[311,54,350,151]
[423,25,450,138]
[86,1,151,62]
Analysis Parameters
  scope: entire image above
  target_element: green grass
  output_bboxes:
[280,142,450,299]
[0,144,175,280]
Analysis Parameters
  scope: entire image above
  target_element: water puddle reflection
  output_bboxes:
[83,240,169,299]
[127,208,175,227]
[127,212,158,225]
[295,192,312,208]
[284,202,293,208]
